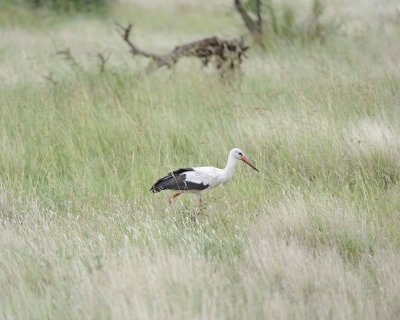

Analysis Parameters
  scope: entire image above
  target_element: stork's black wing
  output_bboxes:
[150,168,208,193]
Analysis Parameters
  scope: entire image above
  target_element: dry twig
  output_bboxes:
[97,51,111,73]
[43,72,57,85]
[56,48,82,70]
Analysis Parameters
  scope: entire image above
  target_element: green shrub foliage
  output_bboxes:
[27,0,110,13]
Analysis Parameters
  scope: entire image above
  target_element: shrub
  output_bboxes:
[26,0,110,13]
[244,0,335,45]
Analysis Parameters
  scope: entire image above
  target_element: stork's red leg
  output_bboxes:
[168,192,182,207]
[196,194,203,207]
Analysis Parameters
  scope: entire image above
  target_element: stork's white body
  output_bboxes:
[179,158,238,193]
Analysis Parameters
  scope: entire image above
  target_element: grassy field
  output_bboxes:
[1,0,400,319]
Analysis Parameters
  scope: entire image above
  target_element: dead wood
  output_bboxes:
[117,23,249,75]
[234,0,262,35]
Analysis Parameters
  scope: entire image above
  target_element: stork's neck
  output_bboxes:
[222,154,239,181]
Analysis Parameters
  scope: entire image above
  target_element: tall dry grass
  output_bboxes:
[1,0,400,319]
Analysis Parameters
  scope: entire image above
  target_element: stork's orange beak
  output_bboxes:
[241,156,259,172]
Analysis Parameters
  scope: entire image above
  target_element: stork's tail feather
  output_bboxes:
[150,180,168,193]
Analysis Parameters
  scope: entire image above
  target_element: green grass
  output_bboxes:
[1,1,400,319]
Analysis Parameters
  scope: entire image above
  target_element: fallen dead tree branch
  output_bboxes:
[117,23,249,75]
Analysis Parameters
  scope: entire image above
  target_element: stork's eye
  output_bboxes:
[238,152,243,156]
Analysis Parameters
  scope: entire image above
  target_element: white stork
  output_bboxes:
[150,148,259,206]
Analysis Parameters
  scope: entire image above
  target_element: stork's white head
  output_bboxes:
[230,148,259,172]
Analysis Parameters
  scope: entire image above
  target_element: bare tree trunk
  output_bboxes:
[234,0,262,35]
